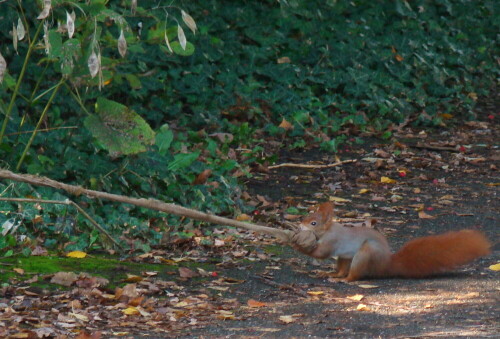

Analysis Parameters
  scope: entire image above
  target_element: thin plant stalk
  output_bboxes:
[0,21,44,145]
[16,77,66,171]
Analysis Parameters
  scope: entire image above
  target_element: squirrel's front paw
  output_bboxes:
[291,229,318,252]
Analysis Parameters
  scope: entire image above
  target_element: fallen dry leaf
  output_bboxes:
[347,294,364,301]
[51,272,78,287]
[356,304,370,311]
[66,251,87,258]
[418,211,435,219]
[329,196,352,203]
[488,263,500,271]
[247,299,267,308]
[193,169,212,185]
[13,268,24,275]
[124,274,143,283]
[380,176,396,184]
[358,284,378,289]
[122,307,139,315]
[307,291,324,296]
[179,267,198,279]
[236,213,251,221]
[278,118,293,130]
[279,315,295,324]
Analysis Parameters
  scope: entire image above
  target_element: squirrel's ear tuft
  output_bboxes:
[316,202,334,222]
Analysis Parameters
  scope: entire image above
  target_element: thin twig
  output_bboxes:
[254,275,309,297]
[0,197,122,249]
[268,159,357,170]
[5,126,78,137]
[412,143,458,152]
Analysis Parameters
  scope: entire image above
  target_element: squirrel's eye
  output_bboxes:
[311,221,317,226]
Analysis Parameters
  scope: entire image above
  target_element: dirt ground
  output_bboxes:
[177,120,499,338]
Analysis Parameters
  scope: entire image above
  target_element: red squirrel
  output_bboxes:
[291,202,491,282]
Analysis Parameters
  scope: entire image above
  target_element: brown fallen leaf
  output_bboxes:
[13,268,24,275]
[279,118,293,130]
[193,169,212,185]
[51,272,78,287]
[75,331,102,339]
[418,211,435,219]
[124,274,143,283]
[122,283,139,298]
[248,299,267,308]
[179,267,198,279]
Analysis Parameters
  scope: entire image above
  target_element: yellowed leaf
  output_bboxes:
[413,187,421,194]
[123,307,139,315]
[358,284,378,289]
[356,303,370,311]
[440,113,453,120]
[279,118,293,130]
[307,291,324,296]
[347,294,364,301]
[394,54,404,62]
[236,213,251,221]
[467,92,478,101]
[66,251,87,258]
[247,299,267,308]
[380,176,396,184]
[488,263,500,271]
[358,188,370,194]
[329,196,352,203]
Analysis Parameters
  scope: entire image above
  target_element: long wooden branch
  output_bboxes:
[0,169,293,242]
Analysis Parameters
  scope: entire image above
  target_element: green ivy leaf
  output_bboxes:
[167,152,200,171]
[48,30,62,59]
[156,127,174,156]
[171,41,195,56]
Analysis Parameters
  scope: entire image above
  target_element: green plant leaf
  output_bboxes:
[171,41,195,56]
[84,97,155,156]
[48,30,62,59]
[167,152,200,171]
[155,128,174,155]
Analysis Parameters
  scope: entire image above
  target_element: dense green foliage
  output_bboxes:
[0,0,498,253]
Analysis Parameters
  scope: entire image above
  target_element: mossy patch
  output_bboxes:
[0,255,217,289]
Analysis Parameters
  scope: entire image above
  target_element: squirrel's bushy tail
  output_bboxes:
[388,230,491,278]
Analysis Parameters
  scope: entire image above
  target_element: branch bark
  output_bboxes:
[0,169,293,242]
